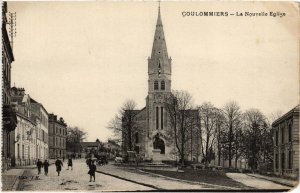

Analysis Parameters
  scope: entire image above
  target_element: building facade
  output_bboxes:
[31,98,49,160]
[48,114,67,159]
[2,1,17,171]
[272,105,299,179]
[10,87,38,166]
[80,141,101,158]
[103,140,121,159]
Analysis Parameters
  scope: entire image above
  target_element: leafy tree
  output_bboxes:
[242,109,270,170]
[66,126,87,154]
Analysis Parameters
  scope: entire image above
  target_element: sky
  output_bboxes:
[7,1,299,142]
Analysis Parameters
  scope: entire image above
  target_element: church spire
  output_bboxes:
[157,1,162,27]
[151,3,168,59]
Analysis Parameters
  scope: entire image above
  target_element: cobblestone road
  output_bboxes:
[19,159,153,191]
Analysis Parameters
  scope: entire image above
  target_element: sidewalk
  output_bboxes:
[14,159,55,169]
[247,173,298,188]
[1,160,56,191]
[1,168,25,191]
[226,173,290,190]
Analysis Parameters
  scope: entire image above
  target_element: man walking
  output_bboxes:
[43,160,50,176]
[36,159,43,175]
[55,157,63,176]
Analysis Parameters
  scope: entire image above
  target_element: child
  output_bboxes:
[67,158,73,170]
[88,160,96,182]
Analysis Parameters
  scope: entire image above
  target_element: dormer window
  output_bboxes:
[154,80,158,90]
[161,80,165,90]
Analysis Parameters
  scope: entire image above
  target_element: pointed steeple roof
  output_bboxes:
[151,5,168,59]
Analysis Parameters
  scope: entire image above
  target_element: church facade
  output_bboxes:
[122,7,178,161]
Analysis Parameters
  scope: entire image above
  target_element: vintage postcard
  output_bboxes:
[1,0,299,192]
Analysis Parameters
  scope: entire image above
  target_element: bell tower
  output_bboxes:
[145,4,172,160]
[148,5,172,94]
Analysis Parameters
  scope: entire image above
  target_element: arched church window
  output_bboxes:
[161,107,164,129]
[135,132,139,144]
[158,61,161,76]
[161,80,165,90]
[156,107,159,130]
[154,81,158,90]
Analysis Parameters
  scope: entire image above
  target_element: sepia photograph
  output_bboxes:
[1,0,299,192]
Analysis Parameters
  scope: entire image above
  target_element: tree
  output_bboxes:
[198,102,219,164]
[165,90,196,166]
[66,126,87,154]
[222,101,242,168]
[242,109,270,170]
[214,109,226,166]
[107,99,139,153]
[268,110,283,123]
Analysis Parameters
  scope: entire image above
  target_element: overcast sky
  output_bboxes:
[7,1,299,142]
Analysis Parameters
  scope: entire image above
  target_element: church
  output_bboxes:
[121,6,196,162]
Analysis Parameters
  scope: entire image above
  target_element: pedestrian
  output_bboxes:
[63,156,65,162]
[67,158,73,170]
[36,159,43,175]
[55,157,63,176]
[86,158,92,168]
[88,160,96,182]
[43,160,50,176]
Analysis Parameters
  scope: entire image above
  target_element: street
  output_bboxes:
[16,159,292,191]
[18,159,153,191]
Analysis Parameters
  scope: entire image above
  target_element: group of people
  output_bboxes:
[36,159,50,176]
[36,157,73,176]
[36,157,96,182]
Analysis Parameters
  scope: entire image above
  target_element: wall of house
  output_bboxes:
[273,111,299,179]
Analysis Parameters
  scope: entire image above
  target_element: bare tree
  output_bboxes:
[107,114,123,144]
[107,99,138,153]
[198,102,219,164]
[215,109,226,166]
[222,101,241,168]
[267,110,283,124]
[165,90,195,166]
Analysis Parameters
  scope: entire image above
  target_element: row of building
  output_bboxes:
[2,2,67,170]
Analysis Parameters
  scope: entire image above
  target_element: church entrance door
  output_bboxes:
[153,134,165,154]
